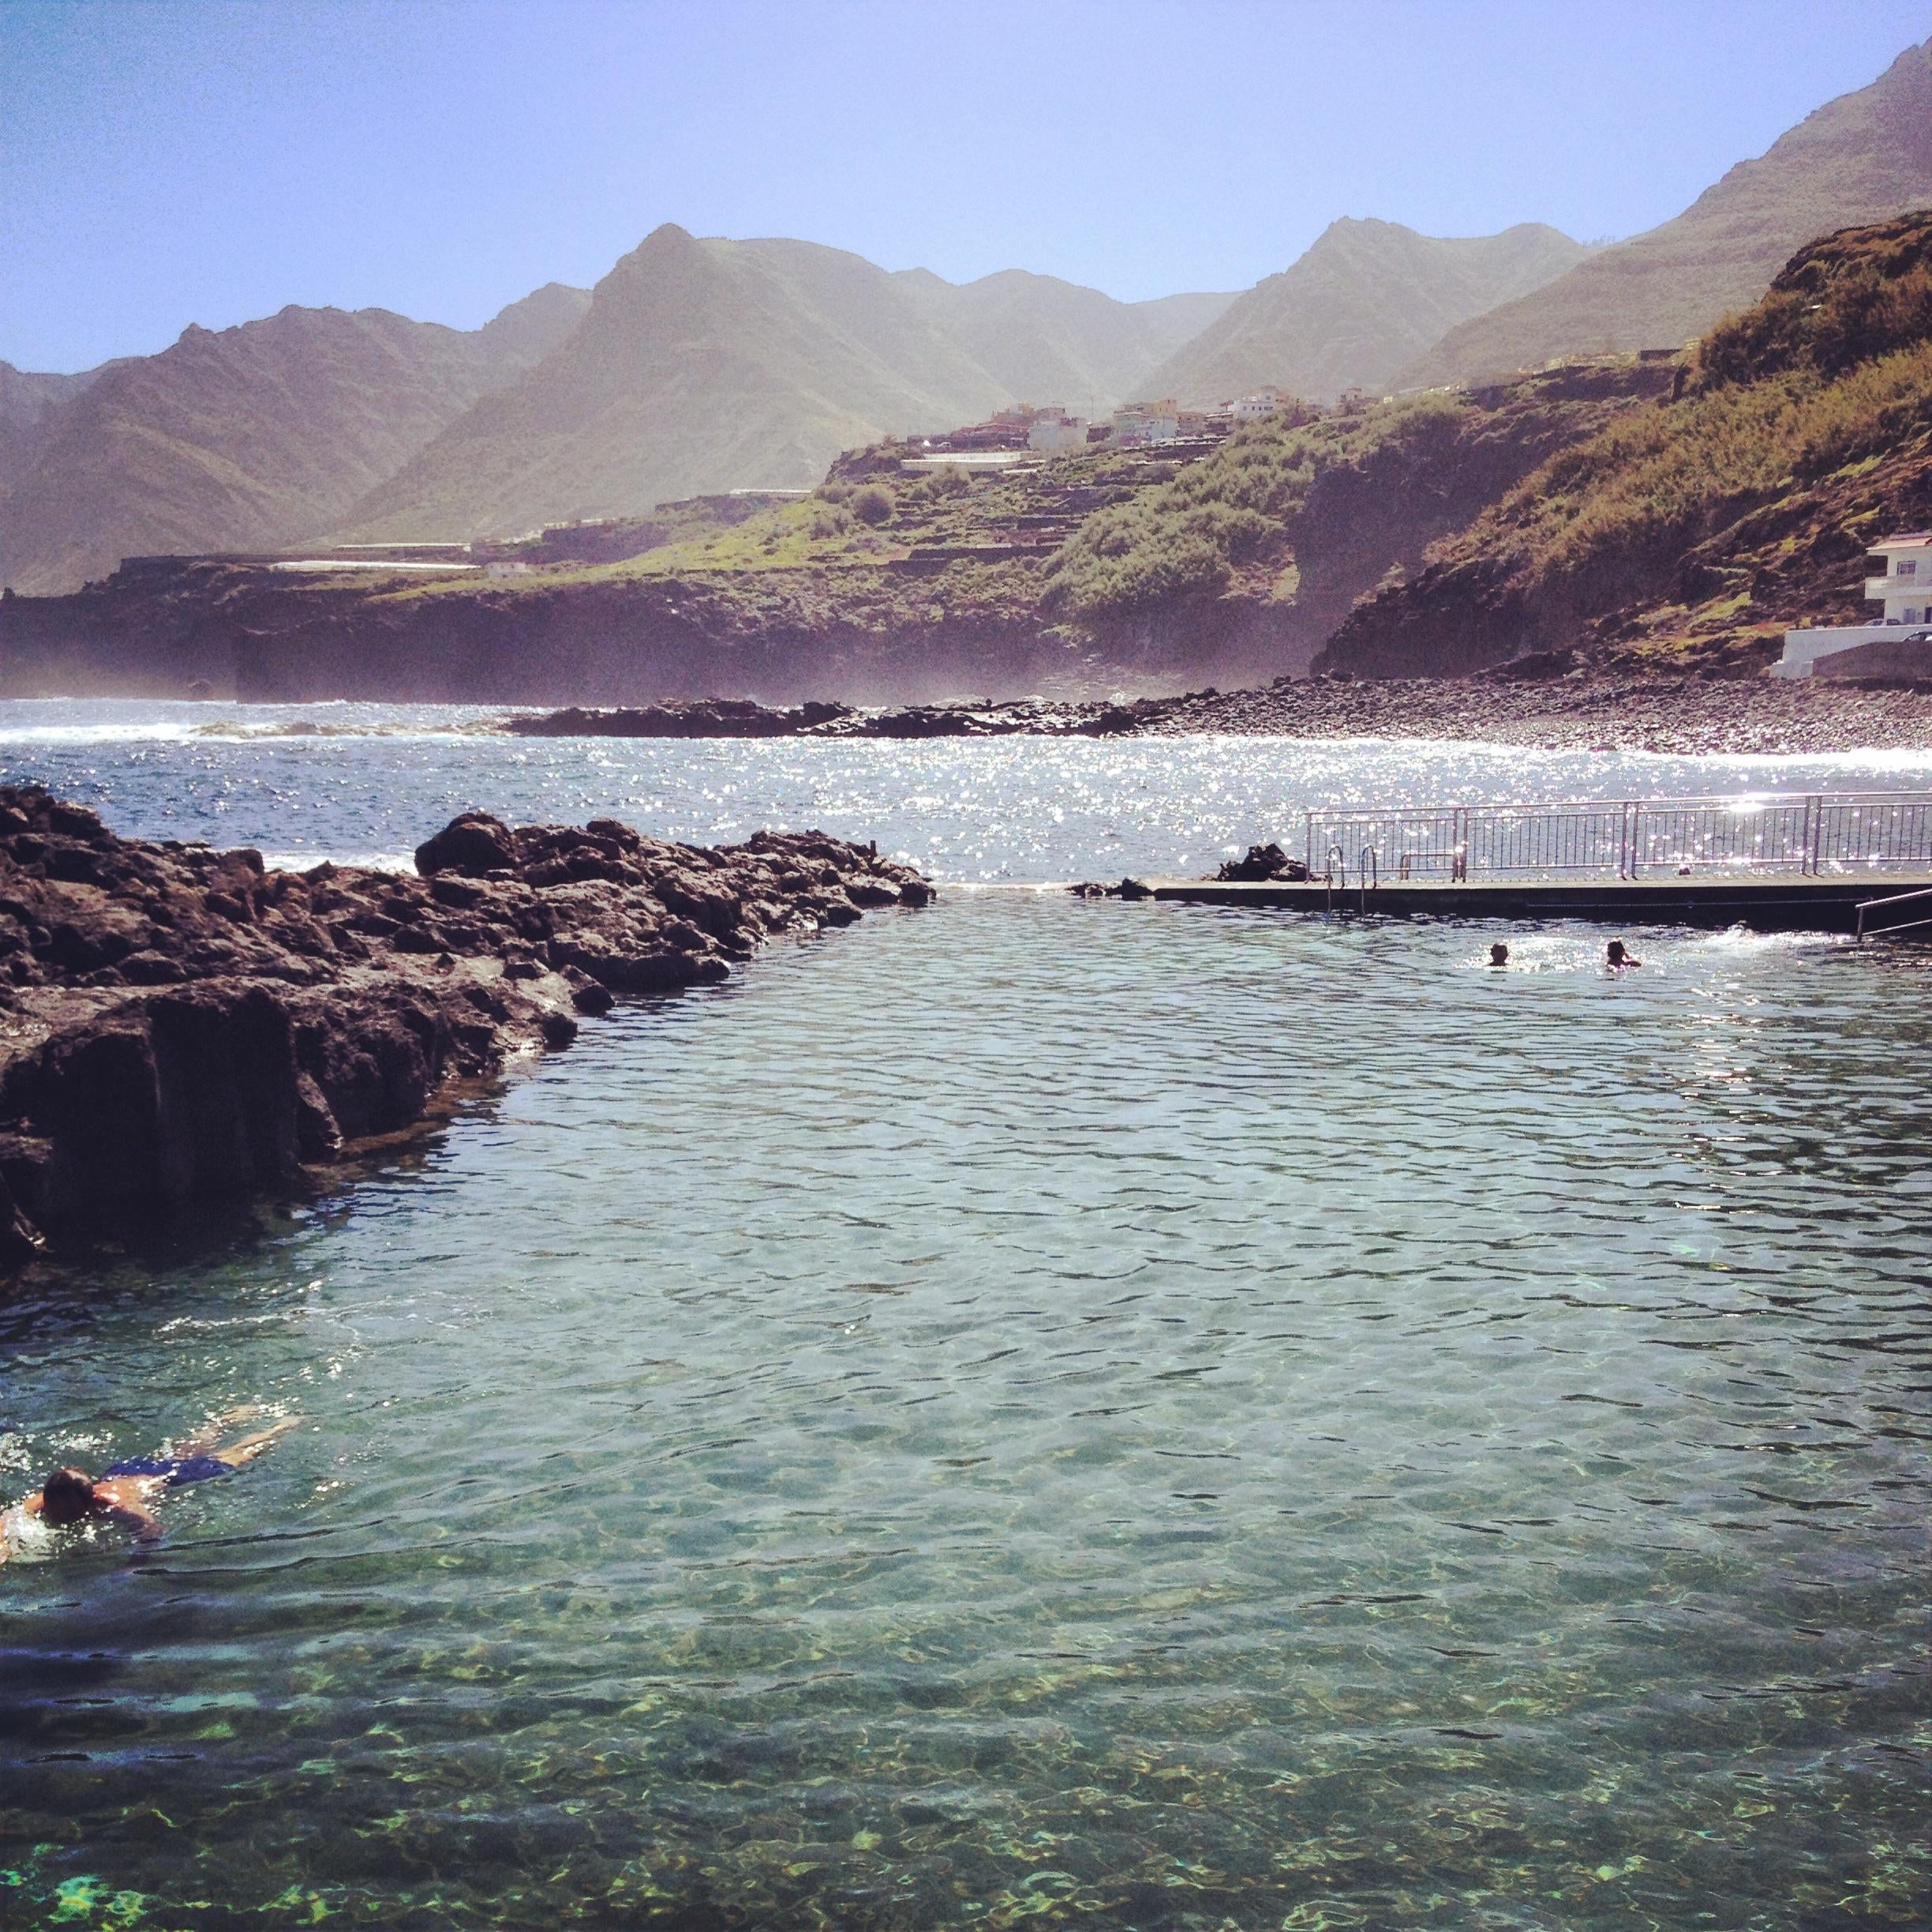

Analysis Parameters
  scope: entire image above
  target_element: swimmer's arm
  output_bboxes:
[103,1499,163,1542]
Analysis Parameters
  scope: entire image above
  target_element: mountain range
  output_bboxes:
[343,228,1055,545]
[1140,219,1592,405]
[1401,39,1932,387]
[2,37,1928,594]
[0,288,590,594]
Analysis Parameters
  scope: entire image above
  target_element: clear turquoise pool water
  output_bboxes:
[1,706,1927,1929]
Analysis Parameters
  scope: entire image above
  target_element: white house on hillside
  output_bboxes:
[1864,532,1932,623]
[1112,401,1180,445]
[1027,411,1088,454]
[1231,386,1288,423]
[1771,530,1932,677]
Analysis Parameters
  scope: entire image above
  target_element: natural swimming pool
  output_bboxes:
[2,705,1927,1929]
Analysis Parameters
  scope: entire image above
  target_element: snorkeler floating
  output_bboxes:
[1,1406,295,1563]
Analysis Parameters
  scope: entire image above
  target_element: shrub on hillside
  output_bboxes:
[852,484,896,526]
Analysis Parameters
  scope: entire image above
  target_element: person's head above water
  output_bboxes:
[1606,939,1641,968]
[39,1466,102,1526]
[1489,942,1509,966]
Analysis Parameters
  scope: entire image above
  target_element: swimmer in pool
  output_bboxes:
[1606,939,1642,969]
[0,1407,295,1563]
[1488,942,1510,967]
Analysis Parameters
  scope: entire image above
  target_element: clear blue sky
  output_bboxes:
[3,0,1928,371]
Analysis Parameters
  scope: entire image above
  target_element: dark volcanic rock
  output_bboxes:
[501,672,1932,756]
[1215,843,1312,882]
[504,699,856,739]
[499,695,1183,740]
[0,786,932,1266]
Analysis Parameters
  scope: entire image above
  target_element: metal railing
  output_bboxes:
[1303,792,1932,883]
[1856,885,1932,941]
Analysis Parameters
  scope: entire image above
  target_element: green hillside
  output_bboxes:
[339,232,1235,546]
[1038,361,1671,661]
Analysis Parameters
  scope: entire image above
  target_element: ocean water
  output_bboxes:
[1,702,1928,1930]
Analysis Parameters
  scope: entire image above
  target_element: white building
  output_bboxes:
[1027,412,1088,454]
[1864,532,1932,622]
[1231,386,1288,423]
[1112,401,1180,445]
[1771,531,1932,677]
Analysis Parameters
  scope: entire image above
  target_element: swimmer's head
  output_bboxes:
[39,1467,101,1526]
[1489,942,1509,966]
[1607,940,1629,964]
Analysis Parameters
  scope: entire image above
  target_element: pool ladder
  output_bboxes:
[1323,846,1380,918]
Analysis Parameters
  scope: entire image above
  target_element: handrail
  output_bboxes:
[1300,788,1932,884]
[1359,844,1378,914]
[1324,844,1346,919]
[1855,883,1932,941]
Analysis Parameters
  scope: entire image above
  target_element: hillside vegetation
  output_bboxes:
[1323,212,1932,675]
[9,43,1927,600]
[13,204,1932,706]
[1039,361,1672,661]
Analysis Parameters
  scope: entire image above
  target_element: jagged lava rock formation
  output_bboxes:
[0,787,931,1264]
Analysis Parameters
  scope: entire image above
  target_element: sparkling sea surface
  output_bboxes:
[1,701,1928,1930]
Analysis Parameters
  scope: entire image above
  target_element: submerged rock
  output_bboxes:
[0,787,932,1265]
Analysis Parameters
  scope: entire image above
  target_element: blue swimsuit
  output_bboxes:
[102,1455,234,1487]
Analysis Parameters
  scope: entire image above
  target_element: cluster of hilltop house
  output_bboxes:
[907,384,1356,460]
[1773,532,1932,679]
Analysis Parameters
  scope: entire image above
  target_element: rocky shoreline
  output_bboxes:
[1143,670,1932,755]
[0,787,931,1267]
[499,671,1932,757]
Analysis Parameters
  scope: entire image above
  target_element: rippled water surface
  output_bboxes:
[2,704,1928,1929]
